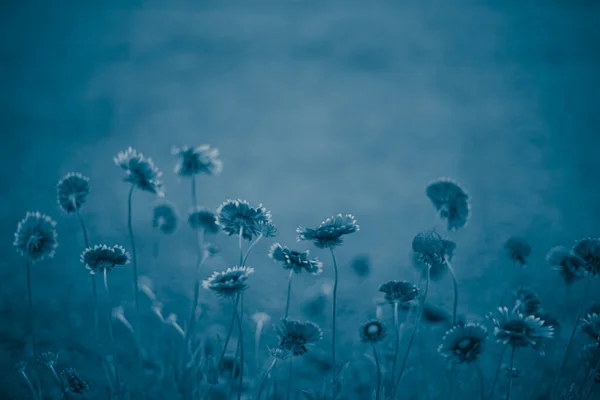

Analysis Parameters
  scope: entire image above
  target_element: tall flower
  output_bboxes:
[546,246,587,286]
[378,280,419,308]
[269,244,323,275]
[202,266,254,298]
[173,145,223,177]
[488,307,554,354]
[114,147,163,195]
[504,237,532,267]
[80,245,131,275]
[152,201,179,234]
[56,172,90,214]
[296,214,359,249]
[573,238,600,276]
[412,230,444,267]
[188,207,220,234]
[425,177,471,231]
[216,199,272,241]
[14,211,58,263]
[438,323,487,364]
[277,319,323,356]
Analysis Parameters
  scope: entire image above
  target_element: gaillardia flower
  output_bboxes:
[114,147,163,195]
[269,244,323,275]
[297,214,359,249]
[188,207,220,234]
[80,245,131,275]
[256,220,278,238]
[413,238,455,281]
[573,238,600,276]
[425,177,471,231]
[412,230,445,267]
[488,307,554,354]
[359,319,387,343]
[438,323,487,364]
[202,266,254,298]
[512,288,542,315]
[581,313,600,342]
[60,368,89,394]
[216,199,272,241]
[56,172,90,213]
[152,201,179,234]
[546,246,587,285]
[276,319,323,356]
[172,144,223,177]
[14,211,58,263]
[504,237,532,267]
[378,280,419,308]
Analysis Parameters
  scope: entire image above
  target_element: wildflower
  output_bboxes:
[297,214,359,249]
[114,147,163,195]
[268,346,292,361]
[276,319,323,356]
[581,314,600,342]
[378,280,419,308]
[546,246,587,285]
[216,199,272,241]
[37,352,59,367]
[60,367,89,394]
[413,238,455,280]
[534,311,561,336]
[152,201,179,234]
[80,245,130,275]
[173,145,223,177]
[359,319,387,343]
[56,172,90,213]
[412,230,445,267]
[573,238,600,276]
[256,220,278,238]
[438,323,487,364]
[14,361,28,373]
[351,254,371,277]
[504,237,532,266]
[425,178,471,231]
[202,266,254,298]
[512,288,542,315]
[204,243,220,257]
[14,211,58,263]
[488,307,554,354]
[269,244,323,275]
[188,207,220,234]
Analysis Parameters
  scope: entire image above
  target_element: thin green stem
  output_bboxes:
[19,371,40,400]
[372,343,381,400]
[505,347,516,400]
[218,296,240,366]
[126,185,140,323]
[445,259,459,325]
[242,234,263,267]
[284,270,293,320]
[239,227,244,266]
[329,247,339,399]
[75,210,90,248]
[104,269,121,396]
[489,346,507,399]
[233,296,244,400]
[476,364,486,400]
[186,229,206,352]
[390,301,400,398]
[257,359,278,400]
[25,259,37,358]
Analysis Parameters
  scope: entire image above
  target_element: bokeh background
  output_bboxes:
[1,0,599,398]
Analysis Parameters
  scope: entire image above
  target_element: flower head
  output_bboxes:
[80,245,130,274]
[216,199,272,241]
[202,266,254,298]
[188,207,220,234]
[14,361,28,373]
[56,172,90,213]
[581,314,600,342]
[412,230,445,267]
[276,319,323,356]
[378,280,419,308]
[512,288,541,315]
[173,145,223,177]
[114,147,163,194]
[488,307,554,354]
[438,323,487,364]
[504,237,532,267]
[425,178,471,231]
[256,220,278,238]
[14,211,58,263]
[269,243,323,275]
[359,319,387,343]
[413,238,455,281]
[60,368,89,394]
[297,214,359,249]
[152,201,179,234]
[37,352,59,367]
[546,246,587,285]
[573,238,600,276]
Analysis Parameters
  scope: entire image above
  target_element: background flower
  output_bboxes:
[202,266,254,298]
[56,172,90,213]
[188,207,220,234]
[14,211,58,263]
[297,214,359,249]
[425,178,471,231]
[378,280,419,307]
[269,243,323,275]
[216,199,271,241]
[488,307,554,353]
[504,237,532,266]
[359,319,387,343]
[573,238,600,276]
[276,319,323,356]
[114,147,163,195]
[173,144,223,177]
[412,230,445,267]
[80,244,131,274]
[546,246,587,285]
[438,323,487,364]
[152,201,179,234]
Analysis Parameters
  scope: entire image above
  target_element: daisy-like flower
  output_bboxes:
[188,207,220,234]
[269,243,323,275]
[276,319,323,356]
[488,307,554,354]
[425,178,471,231]
[114,147,163,195]
[378,280,419,308]
[152,201,179,234]
[581,314,600,342]
[573,238,600,276]
[60,368,89,394]
[172,144,223,177]
[438,323,487,364]
[216,199,272,241]
[534,311,560,336]
[256,220,278,238]
[359,319,387,343]
[297,214,359,249]
[512,288,542,315]
[202,266,254,298]
[504,237,532,267]
[56,172,90,213]
[413,238,456,281]
[412,230,445,267]
[14,211,58,263]
[80,245,131,275]
[546,246,587,285]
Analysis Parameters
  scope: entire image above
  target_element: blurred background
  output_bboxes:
[1,0,599,398]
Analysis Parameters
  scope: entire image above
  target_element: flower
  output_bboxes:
[152,201,179,234]
[114,147,163,195]
[413,238,456,281]
[202,266,254,298]
[573,238,600,276]
[546,246,587,285]
[351,254,371,278]
[276,319,323,356]
[412,230,445,267]
[56,172,90,213]
[188,207,220,234]
[378,280,419,308]
[80,245,130,274]
[359,319,387,343]
[297,214,359,249]
[37,352,59,367]
[504,237,532,266]
[425,178,471,231]
[268,244,323,275]
[512,288,542,315]
[256,220,278,238]
[581,314,600,342]
[438,323,487,364]
[533,311,560,336]
[582,343,600,371]
[268,346,292,361]
[216,199,272,241]
[488,307,554,354]
[172,145,223,177]
[14,211,58,263]
[60,368,89,394]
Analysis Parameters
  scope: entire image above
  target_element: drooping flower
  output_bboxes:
[546,246,587,285]
[56,172,90,213]
[60,368,89,394]
[412,230,445,267]
[80,245,131,275]
[425,178,471,231]
[504,237,532,267]
[359,319,387,343]
[276,319,323,356]
[269,244,323,275]
[378,280,419,308]
[188,207,220,234]
[488,307,554,354]
[216,199,272,241]
[438,323,487,364]
[202,266,254,298]
[512,288,542,315]
[297,214,359,249]
[172,145,223,177]
[581,314,600,342]
[573,238,600,276]
[14,211,58,263]
[114,147,163,195]
[152,201,179,234]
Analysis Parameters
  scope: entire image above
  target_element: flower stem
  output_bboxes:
[239,227,244,266]
[49,365,70,399]
[242,234,263,267]
[103,270,121,396]
[25,259,37,359]
[284,270,293,320]
[489,345,507,399]
[257,359,278,400]
[445,259,459,325]
[505,347,516,400]
[476,363,486,400]
[19,370,40,400]
[329,247,339,399]
[218,296,240,366]
[186,228,206,354]
[390,301,400,397]
[126,185,140,325]
[254,322,264,368]
[372,343,381,400]
[191,175,198,207]
[287,357,293,400]
[233,296,245,400]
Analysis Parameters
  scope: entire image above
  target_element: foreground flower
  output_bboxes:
[216,199,271,241]
[14,211,58,263]
[438,323,487,364]
[504,237,532,266]
[152,201,179,234]
[269,244,323,274]
[546,246,587,285]
[114,147,163,195]
[581,313,600,342]
[488,307,554,354]
[573,238,600,276]
[297,214,359,249]
[80,245,131,274]
[56,172,90,213]
[425,178,470,231]
[412,230,445,267]
[173,145,223,177]
[277,319,323,356]
[188,207,220,234]
[202,266,254,298]
[359,319,387,343]
[60,368,89,394]
[378,280,419,308]
[512,288,541,315]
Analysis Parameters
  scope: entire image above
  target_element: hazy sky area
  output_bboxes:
[1,1,599,397]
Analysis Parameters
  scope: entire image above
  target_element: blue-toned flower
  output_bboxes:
[582,343,600,371]
[268,346,292,361]
[269,244,323,275]
[378,280,419,308]
[173,144,223,177]
[412,230,445,267]
[546,246,587,285]
[351,254,371,278]
[581,314,600,342]
[413,238,455,280]
[359,319,387,343]
[256,220,278,238]
[573,238,600,276]
[114,147,163,195]
[216,199,272,241]
[438,323,487,364]
[56,172,90,213]
[152,201,179,234]
[202,266,254,298]
[14,211,58,263]
[297,214,359,249]
[277,319,323,356]
[188,207,220,234]
[512,288,541,315]
[80,245,130,274]
[60,368,89,394]
[488,307,554,354]
[37,352,59,367]
[504,237,532,267]
[426,178,471,231]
